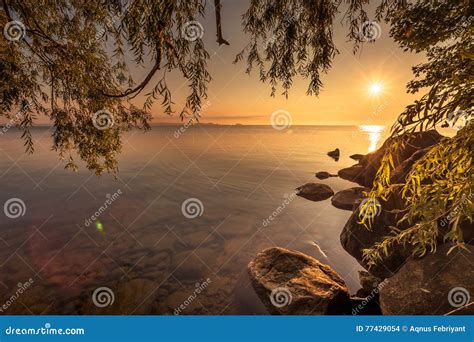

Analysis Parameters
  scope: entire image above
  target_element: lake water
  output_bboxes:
[0,125,386,314]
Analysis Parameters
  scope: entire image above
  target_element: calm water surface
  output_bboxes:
[0,125,386,314]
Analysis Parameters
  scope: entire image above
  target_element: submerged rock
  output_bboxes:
[295,183,334,202]
[380,244,474,315]
[315,171,338,180]
[331,187,367,211]
[82,278,159,314]
[248,247,352,315]
[327,148,340,161]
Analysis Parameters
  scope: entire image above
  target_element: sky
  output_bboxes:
[129,0,427,126]
[4,1,428,127]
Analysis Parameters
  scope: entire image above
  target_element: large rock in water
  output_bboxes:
[339,131,446,278]
[338,164,365,185]
[340,188,474,278]
[338,130,443,187]
[380,244,474,315]
[340,190,410,279]
[248,247,352,315]
[295,183,334,202]
[390,147,431,184]
[331,187,368,211]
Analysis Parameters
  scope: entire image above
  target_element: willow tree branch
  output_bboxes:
[102,48,162,98]
[15,1,67,49]
[214,0,229,46]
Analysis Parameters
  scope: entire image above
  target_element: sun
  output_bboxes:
[368,82,383,96]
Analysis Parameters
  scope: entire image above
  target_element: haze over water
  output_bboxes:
[0,125,386,314]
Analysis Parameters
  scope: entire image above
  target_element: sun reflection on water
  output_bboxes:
[359,125,386,153]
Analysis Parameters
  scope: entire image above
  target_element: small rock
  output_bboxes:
[331,187,367,211]
[327,148,340,161]
[295,183,334,202]
[248,247,352,315]
[315,171,338,180]
[350,154,365,161]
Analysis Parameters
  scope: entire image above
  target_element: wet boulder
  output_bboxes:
[248,247,352,315]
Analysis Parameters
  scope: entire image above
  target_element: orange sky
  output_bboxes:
[6,1,428,127]
[129,1,427,126]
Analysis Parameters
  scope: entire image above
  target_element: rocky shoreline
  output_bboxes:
[248,130,473,315]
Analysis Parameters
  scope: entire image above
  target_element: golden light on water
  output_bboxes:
[359,125,385,152]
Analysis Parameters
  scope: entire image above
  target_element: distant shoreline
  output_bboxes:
[1,124,364,128]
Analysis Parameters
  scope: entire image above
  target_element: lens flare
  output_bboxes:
[369,83,383,96]
[95,221,104,231]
